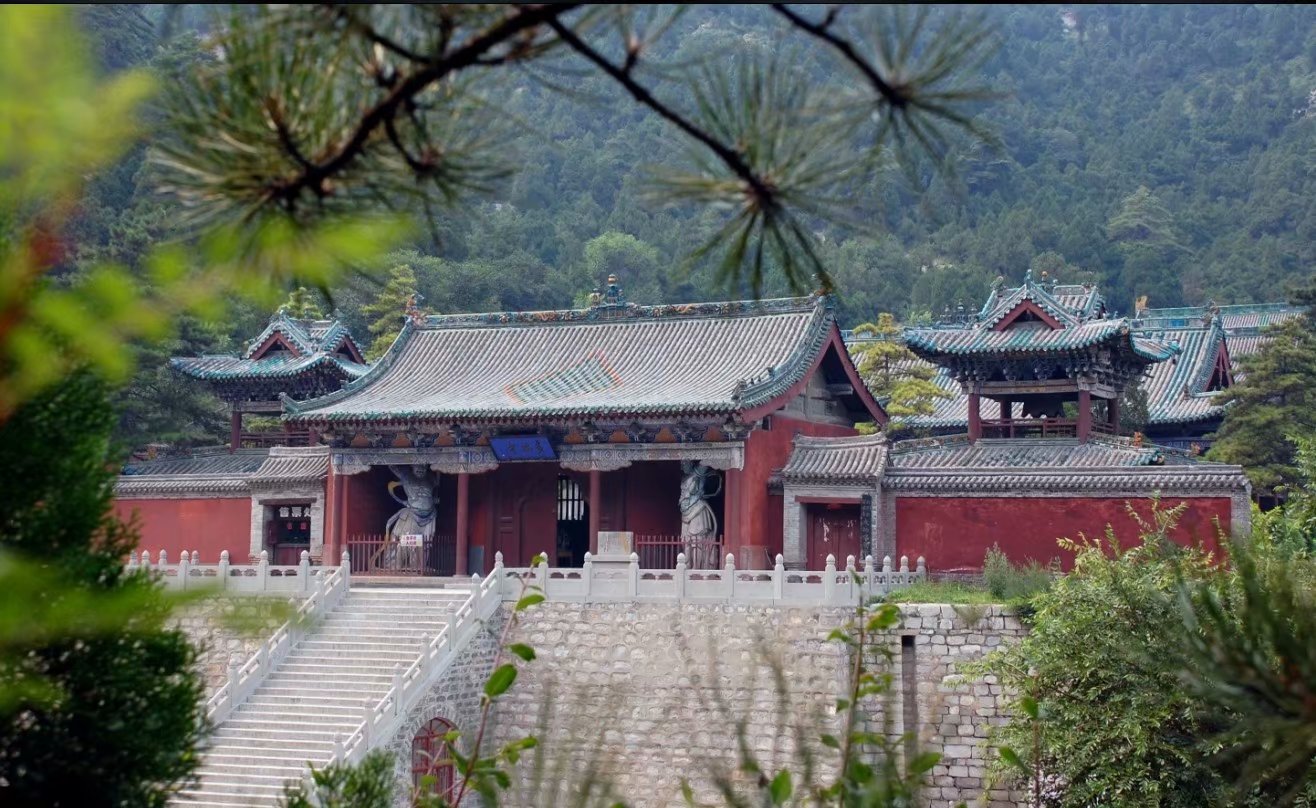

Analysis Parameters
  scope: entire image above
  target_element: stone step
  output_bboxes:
[241,693,379,709]
[351,578,475,589]
[297,639,423,653]
[273,664,397,680]
[200,751,323,770]
[172,794,278,808]
[205,734,335,753]
[223,717,361,734]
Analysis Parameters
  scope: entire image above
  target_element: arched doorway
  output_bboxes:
[411,716,456,800]
[556,473,589,567]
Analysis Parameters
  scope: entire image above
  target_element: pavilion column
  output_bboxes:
[588,469,601,555]
[1077,389,1092,441]
[322,465,338,565]
[967,393,982,440]
[230,409,241,453]
[1108,397,1120,433]
[455,473,470,576]
[999,398,1012,438]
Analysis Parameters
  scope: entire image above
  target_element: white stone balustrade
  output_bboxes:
[127,548,321,593]
[497,551,927,606]
[204,551,352,725]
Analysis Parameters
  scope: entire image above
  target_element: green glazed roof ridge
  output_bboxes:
[733,300,834,409]
[979,277,1082,328]
[170,353,368,382]
[418,295,820,331]
[284,318,418,416]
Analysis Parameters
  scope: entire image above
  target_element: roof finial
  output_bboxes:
[1024,267,1033,285]
[404,293,425,324]
[602,274,625,307]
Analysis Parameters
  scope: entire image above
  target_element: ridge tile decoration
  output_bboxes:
[285,295,851,425]
[170,310,369,398]
[879,298,1304,447]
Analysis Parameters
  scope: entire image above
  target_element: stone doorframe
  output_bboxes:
[248,483,326,563]
[781,484,881,569]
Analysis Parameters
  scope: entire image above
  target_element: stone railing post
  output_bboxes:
[823,554,837,603]
[218,550,230,590]
[177,550,190,591]
[882,555,892,574]
[864,554,875,597]
[725,553,736,600]
[258,549,270,592]
[299,550,311,591]
[140,551,152,574]
[126,550,138,572]
[192,550,200,565]
[534,555,547,595]
[470,573,482,614]
[627,552,639,598]
[845,554,856,598]
[340,549,351,588]
[772,554,784,600]
[916,556,926,579]
[332,733,344,763]
[392,664,404,716]
[675,553,687,601]
[158,549,168,569]
[361,697,373,747]
[227,654,241,692]
[582,552,593,599]
[900,555,910,574]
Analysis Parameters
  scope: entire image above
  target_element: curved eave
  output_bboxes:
[742,327,889,424]
[170,354,365,383]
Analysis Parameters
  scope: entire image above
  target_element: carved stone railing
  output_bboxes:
[498,552,926,606]
[129,549,321,593]
[330,559,504,767]
[204,552,351,725]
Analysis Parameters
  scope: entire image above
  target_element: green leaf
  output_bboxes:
[768,769,792,804]
[1019,696,1039,720]
[484,664,518,698]
[507,643,536,662]
[835,697,851,712]
[820,733,840,749]
[907,751,940,775]
[515,593,545,612]
[998,746,1027,772]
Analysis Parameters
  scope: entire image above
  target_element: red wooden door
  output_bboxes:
[807,504,861,570]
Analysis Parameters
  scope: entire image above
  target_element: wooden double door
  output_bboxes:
[806,503,862,570]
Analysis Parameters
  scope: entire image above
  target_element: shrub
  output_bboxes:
[982,545,1053,604]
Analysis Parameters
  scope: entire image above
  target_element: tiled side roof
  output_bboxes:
[117,449,268,499]
[1141,325,1228,425]
[121,450,269,477]
[780,434,888,484]
[244,314,360,359]
[170,353,369,383]
[249,446,329,485]
[888,435,1176,469]
[286,296,860,424]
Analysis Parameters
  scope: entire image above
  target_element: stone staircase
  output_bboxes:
[174,585,472,807]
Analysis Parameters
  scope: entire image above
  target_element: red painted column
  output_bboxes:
[455,472,470,576]
[723,468,743,562]
[1108,397,1120,433]
[967,393,982,440]
[1078,389,1092,441]
[230,410,241,453]
[999,398,1012,438]
[588,469,601,555]
[322,464,338,565]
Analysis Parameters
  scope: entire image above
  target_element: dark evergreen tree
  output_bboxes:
[0,375,205,807]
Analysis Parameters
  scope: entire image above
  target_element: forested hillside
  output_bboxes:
[72,5,1316,445]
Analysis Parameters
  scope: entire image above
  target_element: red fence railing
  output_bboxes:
[345,534,456,576]
[633,534,723,570]
[980,418,1118,439]
[238,430,311,448]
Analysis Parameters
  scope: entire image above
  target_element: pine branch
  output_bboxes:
[770,4,908,107]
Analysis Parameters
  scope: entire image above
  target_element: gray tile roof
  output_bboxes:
[780,434,889,484]
[887,435,1176,469]
[121,450,270,477]
[287,296,862,424]
[171,311,368,385]
[249,446,329,485]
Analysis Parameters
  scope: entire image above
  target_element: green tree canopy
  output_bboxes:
[362,262,422,360]
[849,313,951,419]
[1209,316,1316,498]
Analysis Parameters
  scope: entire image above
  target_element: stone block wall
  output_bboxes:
[479,600,1028,808]
[172,596,287,695]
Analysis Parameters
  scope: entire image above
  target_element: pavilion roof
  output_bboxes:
[171,311,368,385]
[904,275,1178,362]
[285,294,882,426]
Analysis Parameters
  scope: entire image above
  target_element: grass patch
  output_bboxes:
[885,580,997,604]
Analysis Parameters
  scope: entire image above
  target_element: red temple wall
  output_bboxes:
[740,416,855,559]
[343,467,399,539]
[894,495,1232,572]
[115,498,250,562]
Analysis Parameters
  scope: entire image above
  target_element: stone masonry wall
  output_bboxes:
[477,601,1028,808]
[172,596,287,695]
